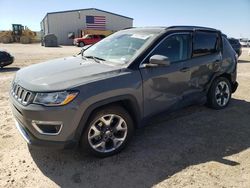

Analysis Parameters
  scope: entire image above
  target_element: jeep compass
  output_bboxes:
[10,26,238,157]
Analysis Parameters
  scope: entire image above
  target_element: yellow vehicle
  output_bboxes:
[0,24,39,44]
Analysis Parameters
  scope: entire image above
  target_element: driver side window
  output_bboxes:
[151,33,191,63]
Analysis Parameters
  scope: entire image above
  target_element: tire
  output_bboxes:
[79,42,84,47]
[207,77,232,109]
[2,36,12,44]
[20,36,31,44]
[80,105,134,157]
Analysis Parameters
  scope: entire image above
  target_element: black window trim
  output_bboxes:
[139,32,192,68]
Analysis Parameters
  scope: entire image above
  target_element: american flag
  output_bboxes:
[86,16,106,30]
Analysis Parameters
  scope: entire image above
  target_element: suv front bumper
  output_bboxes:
[15,119,76,149]
[10,93,82,149]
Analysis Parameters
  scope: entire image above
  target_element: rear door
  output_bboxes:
[182,31,222,95]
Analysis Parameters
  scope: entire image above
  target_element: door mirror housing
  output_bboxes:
[144,55,170,67]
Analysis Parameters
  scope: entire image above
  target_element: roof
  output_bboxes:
[167,25,220,32]
[42,8,133,21]
[123,26,221,33]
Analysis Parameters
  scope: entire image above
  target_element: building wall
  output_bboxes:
[41,16,49,37]
[42,9,133,45]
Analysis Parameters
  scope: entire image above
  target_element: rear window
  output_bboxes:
[193,31,219,57]
[222,36,235,55]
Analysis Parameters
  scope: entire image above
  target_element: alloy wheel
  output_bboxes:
[87,114,128,153]
[215,81,230,106]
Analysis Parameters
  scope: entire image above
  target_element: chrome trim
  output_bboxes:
[15,120,31,144]
[31,120,63,136]
[139,32,192,68]
[11,83,33,105]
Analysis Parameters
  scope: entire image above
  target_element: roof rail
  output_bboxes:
[167,25,218,31]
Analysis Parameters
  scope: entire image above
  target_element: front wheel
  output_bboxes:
[79,42,84,47]
[207,77,232,109]
[80,106,134,157]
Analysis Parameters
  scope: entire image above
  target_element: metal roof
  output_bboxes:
[42,8,133,21]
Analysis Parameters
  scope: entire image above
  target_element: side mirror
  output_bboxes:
[144,55,170,68]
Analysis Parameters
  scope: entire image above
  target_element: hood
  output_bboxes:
[14,56,122,92]
[74,37,85,40]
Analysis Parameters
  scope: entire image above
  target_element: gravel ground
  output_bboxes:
[0,43,250,188]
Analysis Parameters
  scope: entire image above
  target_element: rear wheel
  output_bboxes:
[80,106,134,157]
[207,77,232,109]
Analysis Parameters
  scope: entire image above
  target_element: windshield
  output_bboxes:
[83,35,91,39]
[83,30,157,65]
[240,38,248,42]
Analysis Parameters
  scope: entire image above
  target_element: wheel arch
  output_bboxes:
[74,95,142,142]
[205,72,234,93]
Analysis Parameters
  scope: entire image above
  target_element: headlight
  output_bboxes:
[33,91,78,106]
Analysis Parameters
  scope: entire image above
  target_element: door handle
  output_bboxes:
[180,67,190,72]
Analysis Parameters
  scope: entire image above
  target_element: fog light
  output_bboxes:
[31,120,63,135]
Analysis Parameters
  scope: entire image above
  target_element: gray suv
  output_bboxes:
[10,26,238,157]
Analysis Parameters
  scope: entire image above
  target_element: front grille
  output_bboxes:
[11,83,33,105]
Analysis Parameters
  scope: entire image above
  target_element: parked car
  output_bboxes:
[10,26,238,157]
[228,38,242,57]
[239,38,249,47]
[73,34,106,47]
[0,50,14,68]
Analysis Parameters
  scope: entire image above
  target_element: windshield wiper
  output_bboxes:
[84,56,106,63]
[85,56,100,63]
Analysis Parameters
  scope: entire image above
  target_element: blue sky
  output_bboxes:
[0,0,249,38]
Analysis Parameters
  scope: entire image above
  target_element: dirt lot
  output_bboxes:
[0,43,250,188]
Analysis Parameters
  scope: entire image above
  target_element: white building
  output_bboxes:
[40,8,133,45]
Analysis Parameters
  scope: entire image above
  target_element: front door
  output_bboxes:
[139,32,192,117]
[84,35,94,45]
